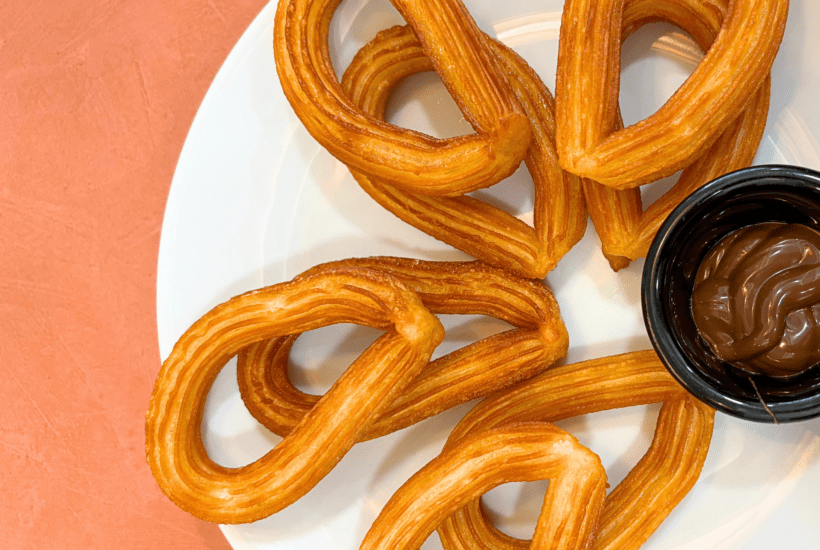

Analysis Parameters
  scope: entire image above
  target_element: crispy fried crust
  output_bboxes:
[274,0,531,195]
[237,258,568,441]
[145,266,444,523]
[581,0,773,270]
[436,351,715,550]
[340,26,586,278]
[360,423,607,550]
[556,0,787,189]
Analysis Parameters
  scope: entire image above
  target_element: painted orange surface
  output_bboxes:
[0,1,266,547]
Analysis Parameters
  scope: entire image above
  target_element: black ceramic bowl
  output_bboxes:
[642,165,820,423]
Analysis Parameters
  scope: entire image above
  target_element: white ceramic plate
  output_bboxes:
[157,1,820,548]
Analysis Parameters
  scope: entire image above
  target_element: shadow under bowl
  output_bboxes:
[642,165,820,423]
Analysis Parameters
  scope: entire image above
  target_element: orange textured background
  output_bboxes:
[1,1,267,547]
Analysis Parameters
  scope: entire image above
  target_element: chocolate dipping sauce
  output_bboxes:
[691,222,820,378]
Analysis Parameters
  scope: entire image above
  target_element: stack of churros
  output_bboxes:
[147,0,788,546]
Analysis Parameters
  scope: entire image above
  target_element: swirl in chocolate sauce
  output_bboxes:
[691,222,820,378]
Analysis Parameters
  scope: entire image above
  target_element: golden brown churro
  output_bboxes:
[238,257,568,441]
[556,0,786,189]
[274,0,531,196]
[582,0,772,269]
[360,423,607,550]
[145,266,444,523]
[341,27,586,278]
[435,351,715,550]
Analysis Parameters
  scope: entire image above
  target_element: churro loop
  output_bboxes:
[340,27,586,278]
[437,351,715,550]
[145,266,444,523]
[556,0,787,189]
[238,257,569,441]
[360,423,607,550]
[274,0,531,196]
[583,0,771,270]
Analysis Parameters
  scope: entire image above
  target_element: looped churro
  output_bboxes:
[583,0,772,270]
[238,257,569,442]
[360,423,607,550]
[556,0,787,189]
[340,27,586,278]
[145,266,444,523]
[434,351,715,549]
[274,0,531,195]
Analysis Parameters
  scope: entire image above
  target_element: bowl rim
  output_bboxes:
[642,164,820,423]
